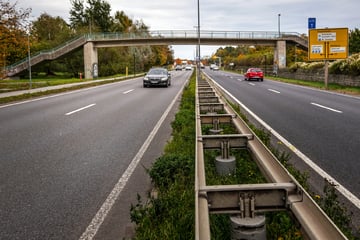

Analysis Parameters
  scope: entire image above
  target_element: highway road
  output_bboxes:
[204,69,360,200]
[0,70,191,240]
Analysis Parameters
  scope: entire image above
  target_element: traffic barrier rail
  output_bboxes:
[195,72,347,239]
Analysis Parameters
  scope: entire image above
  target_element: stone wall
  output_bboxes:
[278,69,360,87]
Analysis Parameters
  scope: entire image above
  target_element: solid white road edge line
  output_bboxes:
[212,80,360,210]
[65,104,96,116]
[78,78,189,240]
[311,102,343,113]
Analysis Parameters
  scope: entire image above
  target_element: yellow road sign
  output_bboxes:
[308,28,348,60]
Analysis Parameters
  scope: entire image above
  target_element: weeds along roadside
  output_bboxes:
[129,71,358,239]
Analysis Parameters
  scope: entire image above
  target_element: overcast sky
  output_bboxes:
[12,0,360,59]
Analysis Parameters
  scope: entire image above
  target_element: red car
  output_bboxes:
[244,68,264,81]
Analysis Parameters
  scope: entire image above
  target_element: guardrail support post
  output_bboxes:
[232,193,266,240]
[215,140,236,175]
[209,118,222,134]
[230,215,266,240]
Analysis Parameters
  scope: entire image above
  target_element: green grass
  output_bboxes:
[1,72,129,91]
[0,73,139,105]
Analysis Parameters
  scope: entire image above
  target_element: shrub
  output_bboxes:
[330,53,360,75]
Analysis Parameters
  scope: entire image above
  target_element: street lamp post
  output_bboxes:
[27,31,32,89]
[133,52,136,77]
[278,13,281,38]
[264,55,267,75]
[197,0,201,74]
[3,53,5,76]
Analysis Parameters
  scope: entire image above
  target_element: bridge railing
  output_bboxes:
[87,30,303,41]
[5,36,87,76]
[5,35,86,71]
[4,30,306,77]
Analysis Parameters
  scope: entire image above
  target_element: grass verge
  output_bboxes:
[0,75,140,105]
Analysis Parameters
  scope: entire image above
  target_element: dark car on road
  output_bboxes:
[143,68,171,87]
[244,68,264,81]
[175,65,182,71]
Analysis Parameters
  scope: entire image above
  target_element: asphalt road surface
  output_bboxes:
[205,68,360,200]
[0,70,191,240]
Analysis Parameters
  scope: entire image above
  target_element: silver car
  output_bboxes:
[143,68,171,87]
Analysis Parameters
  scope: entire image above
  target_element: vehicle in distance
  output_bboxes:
[175,65,182,71]
[244,68,264,81]
[143,68,171,87]
[210,64,219,71]
[185,65,192,71]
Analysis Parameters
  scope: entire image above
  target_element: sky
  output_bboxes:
[11,0,360,59]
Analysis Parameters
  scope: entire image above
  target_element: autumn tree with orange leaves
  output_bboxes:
[1,0,174,78]
[0,0,32,74]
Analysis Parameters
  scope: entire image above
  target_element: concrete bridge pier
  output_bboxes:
[274,40,286,70]
[84,42,98,79]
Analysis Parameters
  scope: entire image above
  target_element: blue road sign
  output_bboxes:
[308,18,316,29]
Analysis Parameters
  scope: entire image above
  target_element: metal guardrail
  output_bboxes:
[195,72,347,239]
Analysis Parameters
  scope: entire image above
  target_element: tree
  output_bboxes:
[32,13,73,51]
[150,45,173,67]
[0,0,31,69]
[349,28,360,54]
[86,0,112,32]
[69,0,86,30]
[2,0,173,78]
[69,0,112,33]
[30,14,77,75]
[112,11,133,32]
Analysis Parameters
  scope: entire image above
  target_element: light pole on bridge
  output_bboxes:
[278,13,281,38]
[197,0,201,74]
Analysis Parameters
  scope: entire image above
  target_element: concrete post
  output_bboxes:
[84,42,98,79]
[274,40,286,69]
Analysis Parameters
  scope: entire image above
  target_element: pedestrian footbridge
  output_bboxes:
[5,30,308,79]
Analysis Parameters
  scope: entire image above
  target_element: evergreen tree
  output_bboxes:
[69,0,112,33]
[349,28,360,54]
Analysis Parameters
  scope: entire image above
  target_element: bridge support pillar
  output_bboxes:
[274,40,286,70]
[84,42,98,79]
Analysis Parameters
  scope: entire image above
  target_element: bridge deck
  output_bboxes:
[4,30,307,77]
